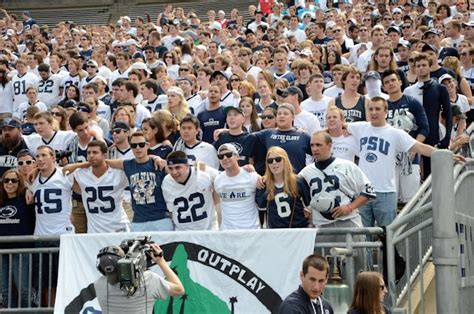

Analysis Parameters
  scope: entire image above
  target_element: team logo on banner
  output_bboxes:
[155,242,282,313]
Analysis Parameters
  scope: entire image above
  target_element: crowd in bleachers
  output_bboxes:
[0,0,473,308]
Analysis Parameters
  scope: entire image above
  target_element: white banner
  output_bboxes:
[55,229,317,314]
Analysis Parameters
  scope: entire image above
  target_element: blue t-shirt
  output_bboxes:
[148,144,172,160]
[213,132,256,168]
[0,196,35,248]
[123,158,168,223]
[254,129,312,173]
[197,107,226,144]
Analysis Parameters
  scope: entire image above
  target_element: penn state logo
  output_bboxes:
[0,205,17,218]
[365,152,378,163]
[230,142,243,154]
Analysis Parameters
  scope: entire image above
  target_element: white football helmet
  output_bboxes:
[310,192,336,213]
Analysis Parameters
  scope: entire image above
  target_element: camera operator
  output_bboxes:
[66,242,184,313]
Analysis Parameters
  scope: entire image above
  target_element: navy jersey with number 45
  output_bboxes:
[256,176,311,228]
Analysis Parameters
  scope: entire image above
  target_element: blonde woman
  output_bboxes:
[153,109,181,145]
[256,147,310,228]
[166,86,190,121]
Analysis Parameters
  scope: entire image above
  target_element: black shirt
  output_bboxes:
[279,286,334,314]
[0,138,29,177]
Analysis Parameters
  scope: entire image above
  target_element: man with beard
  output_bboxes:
[0,118,29,176]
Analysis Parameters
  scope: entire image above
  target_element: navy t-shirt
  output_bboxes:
[197,106,226,144]
[254,129,312,173]
[0,139,29,177]
[0,196,35,248]
[213,132,256,168]
[148,144,172,160]
[123,158,168,223]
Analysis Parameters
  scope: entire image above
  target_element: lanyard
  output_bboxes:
[310,296,324,314]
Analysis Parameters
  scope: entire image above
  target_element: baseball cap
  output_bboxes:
[439,47,460,60]
[392,8,403,14]
[463,21,474,27]
[195,44,207,52]
[421,43,438,54]
[130,62,151,74]
[111,121,130,131]
[245,29,255,36]
[126,39,138,46]
[422,28,439,39]
[218,143,239,156]
[63,100,77,108]
[210,21,222,31]
[177,77,193,85]
[439,73,455,83]
[452,105,467,119]
[86,60,98,68]
[212,70,229,80]
[276,86,303,100]
[300,48,313,57]
[364,71,382,82]
[397,40,412,49]
[112,40,123,48]
[224,106,244,116]
[167,86,184,97]
[1,118,22,128]
[387,26,401,34]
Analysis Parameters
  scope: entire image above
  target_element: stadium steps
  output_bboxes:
[8,6,111,26]
[125,0,255,25]
[398,261,437,314]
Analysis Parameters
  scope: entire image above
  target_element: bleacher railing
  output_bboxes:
[386,151,474,314]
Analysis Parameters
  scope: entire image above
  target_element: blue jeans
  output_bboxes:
[1,254,30,308]
[359,192,397,227]
[131,218,175,232]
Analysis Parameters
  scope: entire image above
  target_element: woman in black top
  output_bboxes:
[0,169,35,308]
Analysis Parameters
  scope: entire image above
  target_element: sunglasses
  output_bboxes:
[112,129,124,134]
[86,65,97,68]
[402,25,411,29]
[130,142,147,149]
[179,68,190,72]
[18,160,34,166]
[266,156,283,164]
[3,178,19,184]
[231,78,240,82]
[51,111,62,116]
[217,152,233,160]
[460,53,468,56]
[261,114,275,120]
[384,18,392,21]
[379,285,386,291]
[78,107,90,113]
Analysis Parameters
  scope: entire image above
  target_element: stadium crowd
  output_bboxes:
[0,0,473,309]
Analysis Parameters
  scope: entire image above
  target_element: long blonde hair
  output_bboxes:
[264,147,298,201]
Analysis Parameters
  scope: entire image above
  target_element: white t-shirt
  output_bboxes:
[13,101,47,120]
[356,49,374,72]
[29,168,74,235]
[108,67,131,88]
[135,103,152,128]
[214,168,260,230]
[38,74,63,108]
[173,141,220,170]
[323,86,344,99]
[299,158,375,226]
[74,167,130,233]
[94,271,170,314]
[162,168,218,231]
[0,82,13,114]
[347,122,417,192]
[294,109,321,136]
[284,28,307,43]
[331,135,359,162]
[300,95,332,128]
[25,130,77,155]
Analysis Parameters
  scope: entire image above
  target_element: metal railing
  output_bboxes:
[386,155,474,314]
[0,236,60,313]
[0,228,385,312]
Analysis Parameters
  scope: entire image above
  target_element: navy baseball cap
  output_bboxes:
[277,86,303,100]
[1,118,22,128]
[224,106,244,116]
[364,71,382,82]
[211,70,229,80]
[112,121,130,131]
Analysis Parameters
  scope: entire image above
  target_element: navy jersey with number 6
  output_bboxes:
[256,176,311,228]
